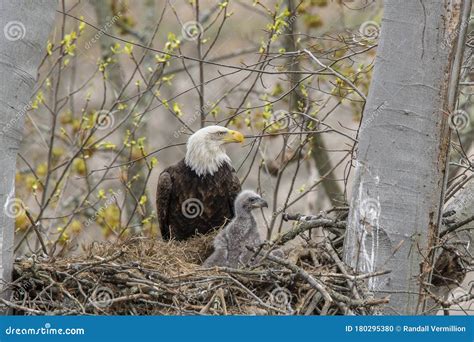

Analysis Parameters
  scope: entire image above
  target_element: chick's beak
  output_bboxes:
[253,198,268,208]
[223,130,245,143]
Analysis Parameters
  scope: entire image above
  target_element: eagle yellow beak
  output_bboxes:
[223,130,244,143]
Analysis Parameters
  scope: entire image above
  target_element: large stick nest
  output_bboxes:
[5,221,390,315]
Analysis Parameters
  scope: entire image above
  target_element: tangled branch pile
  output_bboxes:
[4,217,391,315]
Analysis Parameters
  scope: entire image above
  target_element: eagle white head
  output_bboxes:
[185,125,244,177]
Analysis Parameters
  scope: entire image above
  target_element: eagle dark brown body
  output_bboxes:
[157,159,241,240]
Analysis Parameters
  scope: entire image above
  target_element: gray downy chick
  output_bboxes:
[203,190,268,268]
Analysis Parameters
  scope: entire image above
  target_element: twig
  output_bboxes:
[263,252,334,314]
[440,214,474,237]
[275,219,346,245]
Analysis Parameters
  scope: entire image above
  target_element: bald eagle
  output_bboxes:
[156,126,244,240]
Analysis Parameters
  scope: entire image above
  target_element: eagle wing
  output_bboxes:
[156,171,173,240]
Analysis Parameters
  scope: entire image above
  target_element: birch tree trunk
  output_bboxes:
[343,0,471,314]
[0,0,56,288]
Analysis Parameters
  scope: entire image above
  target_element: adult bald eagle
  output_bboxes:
[156,125,244,240]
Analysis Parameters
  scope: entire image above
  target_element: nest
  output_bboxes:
[4,221,389,315]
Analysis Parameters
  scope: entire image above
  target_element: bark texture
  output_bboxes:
[343,0,471,314]
[0,0,56,287]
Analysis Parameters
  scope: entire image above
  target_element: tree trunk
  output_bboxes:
[343,0,471,314]
[0,0,56,288]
